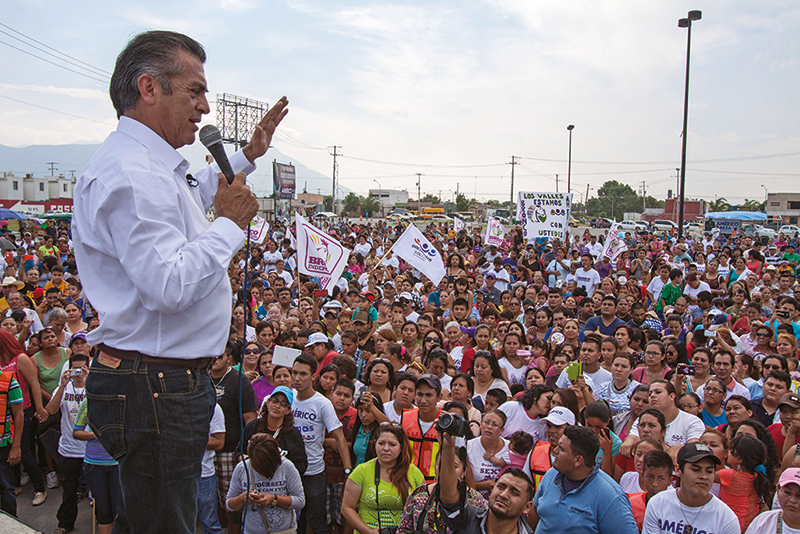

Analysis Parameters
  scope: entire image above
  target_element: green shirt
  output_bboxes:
[657,282,682,311]
[1,375,22,448]
[783,252,800,275]
[349,459,425,529]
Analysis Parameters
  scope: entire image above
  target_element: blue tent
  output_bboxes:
[0,208,27,220]
[704,211,766,221]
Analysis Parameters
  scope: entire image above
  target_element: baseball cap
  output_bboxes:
[459,325,476,338]
[33,288,45,299]
[780,468,800,488]
[779,393,800,410]
[485,272,496,279]
[271,386,294,406]
[490,243,498,248]
[359,289,376,302]
[415,373,442,394]
[305,332,329,347]
[70,331,87,343]
[352,311,370,324]
[543,407,575,427]
[677,442,721,466]
[399,292,413,301]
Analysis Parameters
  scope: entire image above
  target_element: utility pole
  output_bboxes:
[555,174,559,193]
[641,180,647,213]
[68,170,76,179]
[416,173,422,213]
[585,183,590,216]
[329,146,341,213]
[46,162,58,175]
[509,155,518,204]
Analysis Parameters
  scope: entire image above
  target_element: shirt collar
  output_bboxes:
[117,116,190,177]
[554,464,600,495]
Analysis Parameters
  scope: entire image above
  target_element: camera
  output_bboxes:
[435,412,469,438]
[70,369,82,377]
[778,311,791,318]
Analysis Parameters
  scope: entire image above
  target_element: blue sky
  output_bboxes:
[1,0,798,205]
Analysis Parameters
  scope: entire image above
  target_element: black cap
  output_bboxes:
[415,373,442,394]
[677,442,721,466]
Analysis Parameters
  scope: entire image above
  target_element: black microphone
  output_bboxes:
[198,125,235,185]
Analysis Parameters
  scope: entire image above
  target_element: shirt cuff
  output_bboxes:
[230,149,256,176]
[210,216,247,252]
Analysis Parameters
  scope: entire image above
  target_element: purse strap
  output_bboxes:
[374,459,382,532]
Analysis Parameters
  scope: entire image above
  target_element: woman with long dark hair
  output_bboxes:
[0,329,48,504]
[342,423,425,533]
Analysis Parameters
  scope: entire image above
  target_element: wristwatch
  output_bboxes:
[270,495,278,506]
[344,468,352,476]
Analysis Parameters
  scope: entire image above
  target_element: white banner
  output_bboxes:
[295,213,350,295]
[243,216,270,244]
[484,217,505,247]
[602,221,628,261]
[392,225,446,285]
[517,192,572,241]
[453,217,464,233]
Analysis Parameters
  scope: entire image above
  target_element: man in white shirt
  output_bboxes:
[4,290,43,333]
[585,234,603,261]
[292,353,352,534]
[647,263,671,306]
[72,30,288,534]
[574,253,601,297]
[695,350,751,402]
[556,334,612,395]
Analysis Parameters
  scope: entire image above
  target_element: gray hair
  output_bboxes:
[49,307,68,322]
[110,30,206,118]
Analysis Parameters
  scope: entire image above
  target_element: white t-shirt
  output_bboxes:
[647,277,667,303]
[643,488,739,534]
[556,366,612,394]
[498,358,527,387]
[262,250,282,273]
[353,243,371,256]
[745,510,800,534]
[58,381,87,458]
[466,437,508,485]
[574,268,601,297]
[202,404,225,478]
[631,409,705,447]
[683,281,711,310]
[291,391,342,476]
[499,401,545,442]
[274,269,293,287]
[620,471,643,493]
[383,401,409,424]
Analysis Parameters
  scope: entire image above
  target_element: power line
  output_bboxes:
[519,151,800,165]
[339,154,506,168]
[0,27,110,79]
[0,22,111,76]
[0,94,115,125]
[0,40,108,84]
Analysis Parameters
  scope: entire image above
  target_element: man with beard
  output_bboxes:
[528,425,638,533]
[439,427,534,533]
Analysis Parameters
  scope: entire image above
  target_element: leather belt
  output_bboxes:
[97,344,214,371]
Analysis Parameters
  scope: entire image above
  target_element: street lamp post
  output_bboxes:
[567,125,575,194]
[677,10,702,241]
[761,184,768,219]
[373,180,383,218]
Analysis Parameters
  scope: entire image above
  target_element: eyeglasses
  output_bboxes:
[481,419,503,428]
[680,403,699,409]
[644,351,662,357]
[705,387,725,394]
[781,488,800,502]
[379,421,403,429]
[244,348,260,355]
[268,397,290,408]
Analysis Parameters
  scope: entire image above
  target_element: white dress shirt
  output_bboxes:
[72,116,253,358]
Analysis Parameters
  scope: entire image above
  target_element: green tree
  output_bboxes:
[585,180,664,219]
[362,196,380,216]
[343,192,362,216]
[455,193,477,212]
[422,193,441,204]
[707,198,732,212]
[323,195,333,212]
[739,199,765,212]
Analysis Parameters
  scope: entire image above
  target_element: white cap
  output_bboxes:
[305,332,329,347]
[399,292,414,300]
[543,406,575,427]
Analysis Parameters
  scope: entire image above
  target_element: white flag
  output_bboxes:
[602,222,628,261]
[392,225,446,285]
[485,217,505,247]
[453,217,464,233]
[295,213,350,295]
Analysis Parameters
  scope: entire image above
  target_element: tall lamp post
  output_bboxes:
[373,180,383,218]
[761,184,768,219]
[676,10,702,240]
[567,125,575,194]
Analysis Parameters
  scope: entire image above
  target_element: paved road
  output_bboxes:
[14,481,206,534]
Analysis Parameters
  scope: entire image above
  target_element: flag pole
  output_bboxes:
[366,223,408,276]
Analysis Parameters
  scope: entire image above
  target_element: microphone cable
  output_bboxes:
[239,221,252,531]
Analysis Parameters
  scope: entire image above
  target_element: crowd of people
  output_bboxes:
[3,215,800,534]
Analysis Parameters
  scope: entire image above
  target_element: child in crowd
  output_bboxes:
[627,449,674,532]
[619,438,664,493]
[484,388,507,411]
[495,430,534,474]
[717,434,774,532]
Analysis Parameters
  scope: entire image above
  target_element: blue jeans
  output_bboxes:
[83,463,122,525]
[197,475,223,534]
[0,445,16,517]
[86,354,215,534]
[299,471,328,534]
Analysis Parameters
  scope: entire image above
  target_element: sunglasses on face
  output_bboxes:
[268,397,290,408]
[244,348,260,355]
[425,337,440,343]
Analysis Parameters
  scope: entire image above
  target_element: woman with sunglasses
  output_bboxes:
[342,423,425,534]
[234,341,264,382]
[748,323,774,358]
[243,386,307,478]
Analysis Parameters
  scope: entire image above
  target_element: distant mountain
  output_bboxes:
[0,142,349,199]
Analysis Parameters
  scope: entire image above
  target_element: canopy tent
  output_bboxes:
[39,212,72,221]
[0,208,28,220]
[704,211,766,221]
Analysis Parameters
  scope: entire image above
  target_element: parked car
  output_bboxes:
[431,214,451,221]
[779,225,800,238]
[568,217,580,228]
[683,222,703,234]
[618,220,648,233]
[590,218,613,229]
[650,220,677,232]
[743,224,775,241]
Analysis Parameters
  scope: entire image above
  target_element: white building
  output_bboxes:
[369,189,408,215]
[766,192,800,225]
